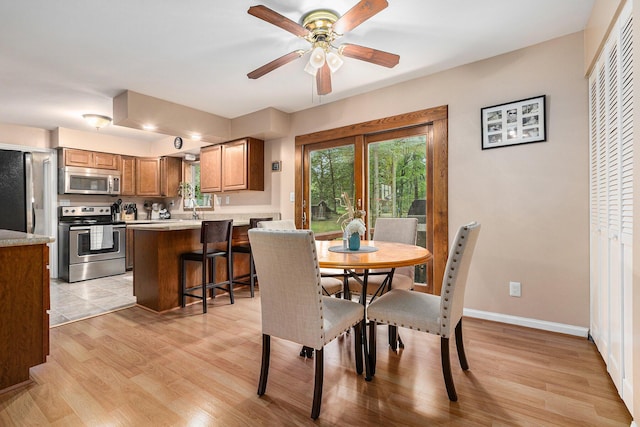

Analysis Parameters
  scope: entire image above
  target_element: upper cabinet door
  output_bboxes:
[120,156,136,196]
[200,144,222,193]
[222,140,248,191]
[93,152,120,170]
[135,158,161,196]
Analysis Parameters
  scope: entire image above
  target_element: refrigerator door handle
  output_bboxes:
[24,152,35,233]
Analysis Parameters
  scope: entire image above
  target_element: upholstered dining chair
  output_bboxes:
[180,219,234,313]
[257,219,343,297]
[230,217,272,297]
[248,228,367,419]
[347,217,419,296]
[366,221,481,401]
[347,217,418,349]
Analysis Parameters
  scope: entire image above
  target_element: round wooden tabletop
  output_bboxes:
[316,240,432,270]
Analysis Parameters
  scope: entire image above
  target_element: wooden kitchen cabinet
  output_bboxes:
[62,148,120,170]
[135,156,182,197]
[120,156,136,196]
[200,144,222,193]
[200,137,264,193]
[160,156,182,197]
[0,243,50,392]
[136,157,161,196]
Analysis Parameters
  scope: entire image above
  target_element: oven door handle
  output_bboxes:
[70,225,125,231]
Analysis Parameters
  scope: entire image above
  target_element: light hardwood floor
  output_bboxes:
[1,288,632,426]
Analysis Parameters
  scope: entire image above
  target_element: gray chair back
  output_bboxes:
[440,221,481,337]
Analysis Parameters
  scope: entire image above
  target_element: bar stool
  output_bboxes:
[231,217,272,297]
[180,219,234,313]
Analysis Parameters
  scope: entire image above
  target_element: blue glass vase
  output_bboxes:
[348,233,361,251]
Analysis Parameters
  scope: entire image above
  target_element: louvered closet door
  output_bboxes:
[588,2,633,411]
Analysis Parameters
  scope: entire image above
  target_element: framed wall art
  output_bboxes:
[481,95,546,149]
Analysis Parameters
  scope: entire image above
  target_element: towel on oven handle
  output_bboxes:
[89,225,114,250]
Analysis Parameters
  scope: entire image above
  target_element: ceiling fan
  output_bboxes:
[247,0,400,96]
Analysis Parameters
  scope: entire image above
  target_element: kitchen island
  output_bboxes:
[0,230,54,393]
[128,215,277,312]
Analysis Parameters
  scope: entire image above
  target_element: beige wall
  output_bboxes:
[0,122,51,148]
[270,32,590,327]
[584,0,626,75]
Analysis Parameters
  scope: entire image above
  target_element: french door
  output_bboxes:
[301,126,430,284]
[294,106,448,294]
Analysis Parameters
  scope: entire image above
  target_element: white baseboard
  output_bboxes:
[463,308,589,338]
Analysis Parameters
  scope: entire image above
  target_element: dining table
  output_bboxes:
[314,239,433,380]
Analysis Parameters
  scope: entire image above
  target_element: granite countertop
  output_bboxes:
[0,230,55,247]
[125,212,279,231]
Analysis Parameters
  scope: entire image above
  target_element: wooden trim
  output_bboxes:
[295,106,448,145]
[432,118,448,295]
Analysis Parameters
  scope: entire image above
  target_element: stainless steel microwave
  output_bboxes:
[58,166,121,195]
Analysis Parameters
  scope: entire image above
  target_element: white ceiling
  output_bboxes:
[0,1,594,143]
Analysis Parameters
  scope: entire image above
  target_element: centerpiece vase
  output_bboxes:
[348,233,361,251]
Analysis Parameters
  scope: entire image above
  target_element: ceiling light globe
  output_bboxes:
[309,46,326,69]
[304,62,318,76]
[326,52,344,73]
[82,114,112,130]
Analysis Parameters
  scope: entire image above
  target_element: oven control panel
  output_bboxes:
[60,206,112,217]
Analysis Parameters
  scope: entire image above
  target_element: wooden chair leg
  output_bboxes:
[202,258,208,313]
[257,334,270,396]
[388,325,398,351]
[441,336,458,401]
[227,254,235,304]
[354,322,363,375]
[311,348,323,419]
[369,320,377,376]
[455,320,469,370]
[180,257,186,307]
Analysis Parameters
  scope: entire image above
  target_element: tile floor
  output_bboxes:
[49,272,136,327]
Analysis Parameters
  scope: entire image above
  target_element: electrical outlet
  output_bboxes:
[290,192,295,202]
[509,281,521,297]
[225,196,230,204]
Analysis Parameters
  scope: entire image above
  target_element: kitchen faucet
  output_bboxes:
[191,199,199,220]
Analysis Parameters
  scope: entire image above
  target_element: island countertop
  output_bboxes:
[126,219,249,231]
[0,230,55,247]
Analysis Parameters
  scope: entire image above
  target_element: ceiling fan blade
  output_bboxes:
[248,5,309,38]
[316,63,332,95]
[248,50,304,79]
[339,43,399,68]
[333,0,388,34]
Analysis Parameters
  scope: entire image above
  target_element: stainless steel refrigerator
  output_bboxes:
[0,149,48,234]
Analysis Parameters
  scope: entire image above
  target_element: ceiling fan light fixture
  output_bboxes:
[304,62,318,76]
[326,51,344,73]
[309,46,326,69]
[82,113,112,130]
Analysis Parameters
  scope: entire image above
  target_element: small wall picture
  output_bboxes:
[481,95,546,149]
[271,160,282,172]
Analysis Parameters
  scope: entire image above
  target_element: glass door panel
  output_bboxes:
[367,134,428,283]
[307,144,356,239]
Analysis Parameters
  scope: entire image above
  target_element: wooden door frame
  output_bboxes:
[295,105,448,295]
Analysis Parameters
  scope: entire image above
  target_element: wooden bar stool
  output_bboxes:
[180,219,234,313]
[231,217,272,297]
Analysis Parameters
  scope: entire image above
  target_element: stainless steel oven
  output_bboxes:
[58,206,126,282]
